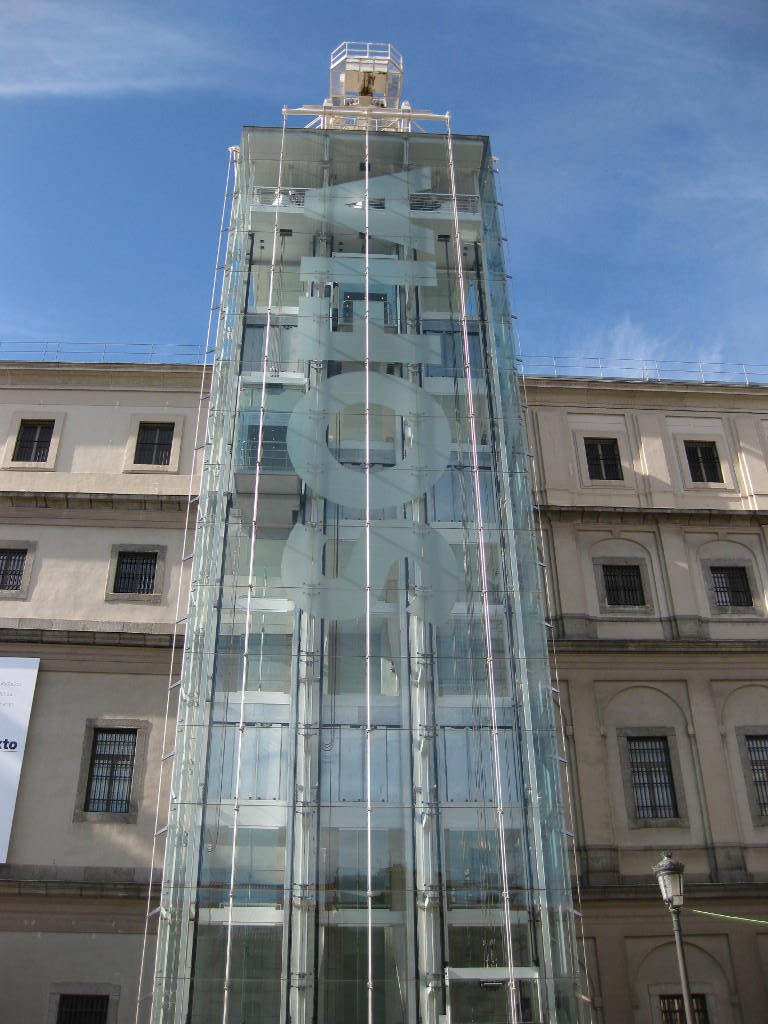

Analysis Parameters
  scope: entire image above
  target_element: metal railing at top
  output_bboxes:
[249,188,479,215]
[0,339,203,365]
[330,42,403,68]
[518,354,768,387]
[2,338,765,388]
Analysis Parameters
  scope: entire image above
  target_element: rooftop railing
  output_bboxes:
[0,339,202,364]
[517,354,768,386]
[330,42,403,69]
[0,339,766,388]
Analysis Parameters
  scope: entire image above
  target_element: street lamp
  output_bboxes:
[653,853,695,1024]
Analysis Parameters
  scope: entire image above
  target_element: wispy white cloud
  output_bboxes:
[0,1,233,98]
[573,314,727,375]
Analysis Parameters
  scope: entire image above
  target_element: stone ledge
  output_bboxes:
[0,621,181,647]
[0,491,193,512]
[0,863,163,899]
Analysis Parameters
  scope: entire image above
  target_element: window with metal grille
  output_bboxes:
[684,440,723,483]
[56,991,108,1024]
[0,549,25,590]
[12,419,54,462]
[627,736,678,818]
[659,993,709,1023]
[745,735,768,815]
[603,564,645,606]
[113,551,157,594]
[85,728,136,813]
[56,994,109,1024]
[585,437,623,480]
[56,995,109,1024]
[710,565,752,608]
[134,422,173,465]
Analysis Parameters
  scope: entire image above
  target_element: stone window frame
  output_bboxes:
[0,539,36,601]
[671,430,736,492]
[122,412,184,474]
[616,726,689,829]
[104,544,166,604]
[73,718,150,824]
[47,983,120,1024]
[700,556,764,618]
[572,427,634,490]
[593,556,655,617]
[1,410,66,471]
[735,726,768,828]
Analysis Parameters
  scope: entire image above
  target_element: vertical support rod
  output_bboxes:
[364,123,375,1024]
[137,144,236,1024]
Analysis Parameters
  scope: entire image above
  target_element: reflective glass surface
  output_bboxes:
[151,125,583,1023]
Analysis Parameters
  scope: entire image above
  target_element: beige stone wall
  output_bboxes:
[3,366,768,1022]
[0,927,146,1024]
[0,364,194,1019]
[526,376,768,1022]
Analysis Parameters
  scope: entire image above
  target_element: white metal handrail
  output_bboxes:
[330,41,403,68]
[517,354,768,386]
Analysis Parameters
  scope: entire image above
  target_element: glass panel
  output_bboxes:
[189,926,282,1023]
[152,123,584,1024]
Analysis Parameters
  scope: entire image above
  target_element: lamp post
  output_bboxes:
[653,852,695,1024]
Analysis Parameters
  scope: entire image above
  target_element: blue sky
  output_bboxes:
[0,0,766,371]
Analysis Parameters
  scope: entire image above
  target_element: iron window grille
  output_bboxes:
[745,735,768,815]
[85,728,137,813]
[603,564,645,606]
[627,736,678,818]
[113,551,157,594]
[0,549,25,590]
[12,419,54,462]
[585,437,623,480]
[659,993,709,1024]
[684,440,723,483]
[56,995,109,1024]
[710,565,752,608]
[134,422,174,466]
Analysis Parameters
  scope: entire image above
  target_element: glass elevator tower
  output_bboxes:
[149,42,583,1024]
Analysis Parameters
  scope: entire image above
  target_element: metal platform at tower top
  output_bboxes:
[286,40,446,132]
[329,42,403,109]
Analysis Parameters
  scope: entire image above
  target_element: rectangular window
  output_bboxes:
[585,437,623,480]
[134,422,174,465]
[56,995,109,1024]
[603,564,645,606]
[659,993,709,1023]
[12,419,54,462]
[684,440,723,483]
[0,549,26,591]
[627,737,678,818]
[745,735,768,815]
[113,551,157,594]
[85,728,137,813]
[710,566,752,608]
[243,422,291,471]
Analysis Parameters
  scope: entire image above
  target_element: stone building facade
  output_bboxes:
[0,361,202,1023]
[527,375,768,1023]
[0,361,766,1023]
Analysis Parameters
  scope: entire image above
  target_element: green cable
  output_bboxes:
[686,907,768,926]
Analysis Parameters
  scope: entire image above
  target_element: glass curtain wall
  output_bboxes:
[151,124,583,1024]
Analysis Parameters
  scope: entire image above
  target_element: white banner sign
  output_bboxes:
[0,657,39,862]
